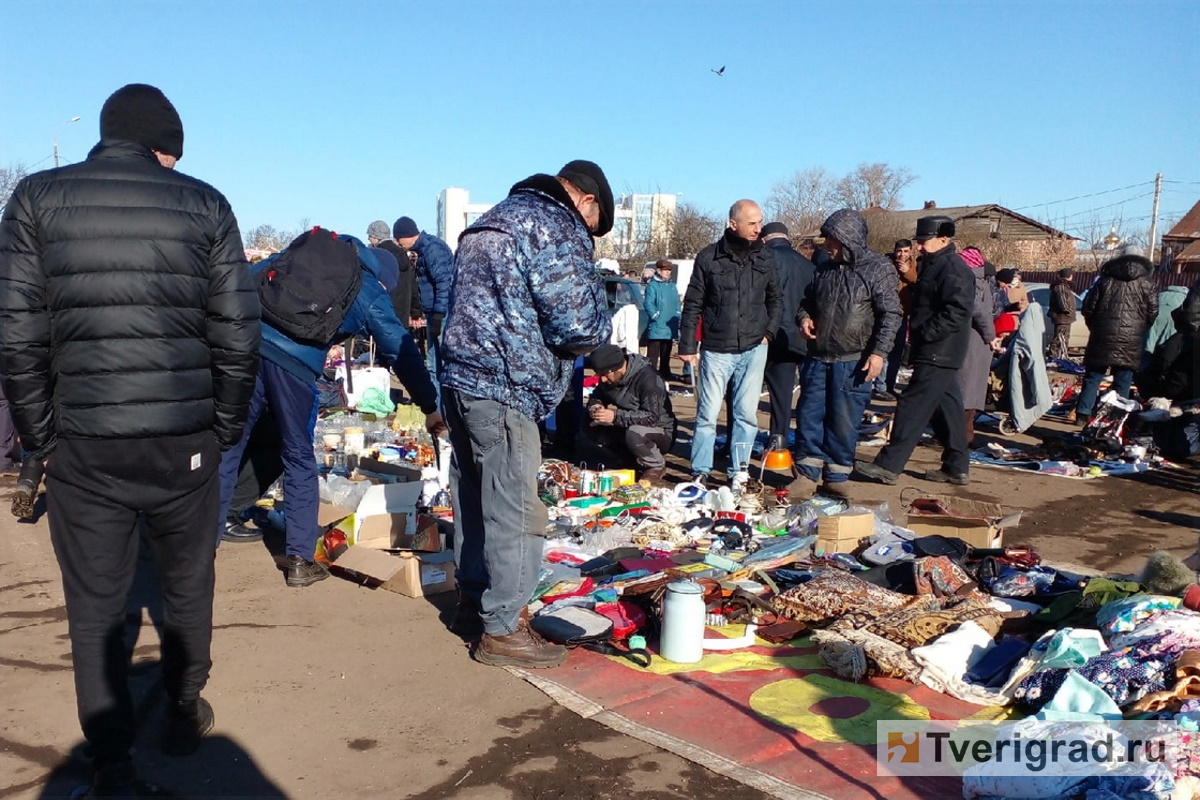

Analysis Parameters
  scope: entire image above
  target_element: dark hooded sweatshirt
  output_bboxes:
[797,209,902,362]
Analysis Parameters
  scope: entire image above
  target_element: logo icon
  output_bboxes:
[886,732,920,764]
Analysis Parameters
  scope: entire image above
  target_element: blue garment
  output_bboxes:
[446,390,546,636]
[440,175,611,422]
[643,275,681,340]
[690,343,768,477]
[411,231,455,317]
[795,358,874,482]
[254,236,437,414]
[1076,368,1134,417]
[217,361,319,558]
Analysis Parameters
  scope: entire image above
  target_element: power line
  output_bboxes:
[1011,180,1154,211]
[1044,191,1156,223]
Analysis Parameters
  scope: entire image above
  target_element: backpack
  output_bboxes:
[258,227,363,345]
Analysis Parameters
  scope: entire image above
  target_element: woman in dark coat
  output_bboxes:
[956,247,997,446]
[1073,250,1158,421]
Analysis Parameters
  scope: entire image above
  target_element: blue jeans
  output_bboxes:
[690,344,768,477]
[795,358,873,483]
[217,361,319,558]
[445,390,547,637]
[1076,367,1134,417]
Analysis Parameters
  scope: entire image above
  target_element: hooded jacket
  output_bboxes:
[586,353,676,437]
[257,237,437,413]
[1081,254,1158,370]
[410,231,455,319]
[765,237,816,357]
[0,140,260,455]
[1049,274,1077,326]
[643,273,681,340]
[797,209,902,362]
[440,174,611,422]
[908,243,976,369]
[679,230,782,355]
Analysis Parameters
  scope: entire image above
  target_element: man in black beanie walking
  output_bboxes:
[0,83,260,795]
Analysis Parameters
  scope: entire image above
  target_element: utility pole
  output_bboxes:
[53,116,82,168]
[1147,172,1162,269]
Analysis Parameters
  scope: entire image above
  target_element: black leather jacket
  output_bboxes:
[908,244,976,369]
[679,231,782,355]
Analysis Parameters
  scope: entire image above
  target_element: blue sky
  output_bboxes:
[3,0,1197,245]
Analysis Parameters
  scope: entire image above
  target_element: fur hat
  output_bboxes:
[1139,551,1195,597]
[913,215,955,241]
[99,83,184,158]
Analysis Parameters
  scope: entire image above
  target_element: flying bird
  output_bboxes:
[711,65,725,76]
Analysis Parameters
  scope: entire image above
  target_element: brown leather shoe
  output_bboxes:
[475,614,566,669]
[786,472,818,503]
[449,591,484,639]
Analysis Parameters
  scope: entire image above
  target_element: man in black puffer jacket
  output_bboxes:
[856,216,975,486]
[0,84,260,794]
[792,209,901,497]
[1074,248,1158,421]
[584,344,677,482]
[678,199,781,483]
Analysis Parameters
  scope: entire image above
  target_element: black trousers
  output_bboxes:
[645,339,674,380]
[585,424,674,470]
[47,432,220,767]
[875,363,969,476]
[764,349,802,438]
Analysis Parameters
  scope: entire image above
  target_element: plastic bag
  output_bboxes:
[988,565,1058,598]
[356,386,395,416]
[319,474,372,511]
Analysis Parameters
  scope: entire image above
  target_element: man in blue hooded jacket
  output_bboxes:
[217,234,445,587]
[441,160,613,669]
[393,216,454,402]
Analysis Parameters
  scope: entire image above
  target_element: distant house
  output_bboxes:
[1161,198,1200,274]
[858,203,1079,271]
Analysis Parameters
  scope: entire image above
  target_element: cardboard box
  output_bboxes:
[815,511,875,554]
[331,546,457,597]
[317,482,429,551]
[905,494,1022,549]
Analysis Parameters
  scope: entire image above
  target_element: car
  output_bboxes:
[1025,282,1088,352]
[599,273,648,340]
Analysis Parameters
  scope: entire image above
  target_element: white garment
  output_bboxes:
[911,621,1011,706]
[609,304,641,355]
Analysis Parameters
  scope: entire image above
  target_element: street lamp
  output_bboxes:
[53,116,82,168]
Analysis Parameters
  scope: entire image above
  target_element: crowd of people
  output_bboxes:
[1,82,1198,797]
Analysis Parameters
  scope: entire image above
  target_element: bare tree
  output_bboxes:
[1,162,30,212]
[765,167,836,234]
[831,162,916,211]
[667,202,722,260]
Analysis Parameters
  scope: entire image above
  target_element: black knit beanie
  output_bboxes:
[99,84,184,159]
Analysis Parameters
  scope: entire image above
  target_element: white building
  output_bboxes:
[609,193,678,258]
[437,187,494,251]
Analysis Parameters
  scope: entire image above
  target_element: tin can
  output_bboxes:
[580,470,597,494]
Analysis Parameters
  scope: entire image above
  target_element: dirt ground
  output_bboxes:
[2,377,1197,800]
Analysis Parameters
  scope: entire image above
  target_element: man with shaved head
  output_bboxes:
[678,199,781,485]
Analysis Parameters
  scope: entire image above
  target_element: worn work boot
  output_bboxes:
[786,471,818,503]
[449,591,484,640]
[11,459,43,519]
[924,468,969,486]
[162,697,214,757]
[283,556,329,588]
[854,460,900,485]
[475,613,567,669]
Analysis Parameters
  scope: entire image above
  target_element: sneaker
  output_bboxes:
[689,472,709,489]
[162,697,214,757]
[283,556,329,588]
[221,520,263,543]
[853,460,900,485]
[449,591,484,640]
[924,469,969,486]
[475,615,567,669]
